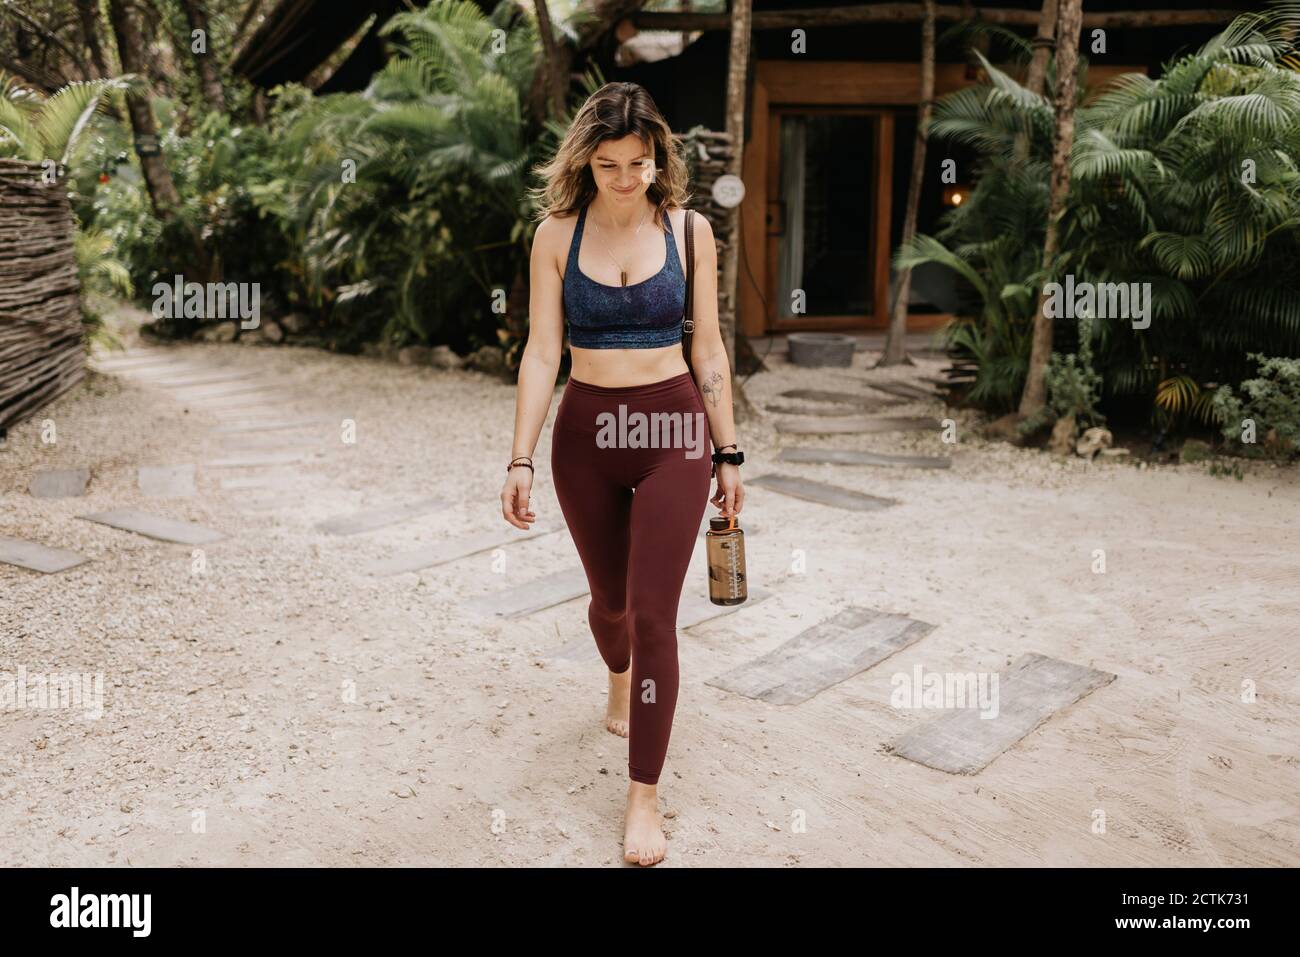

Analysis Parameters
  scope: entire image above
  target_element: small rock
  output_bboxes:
[1047,414,1077,456]
[398,345,432,366]
[201,321,238,343]
[1180,438,1212,463]
[984,412,1026,443]
[466,345,506,375]
[1076,426,1113,459]
[429,345,464,370]
[261,320,284,344]
[280,312,309,335]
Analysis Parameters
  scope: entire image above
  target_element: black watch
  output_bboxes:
[711,449,744,466]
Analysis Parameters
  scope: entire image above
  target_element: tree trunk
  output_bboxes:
[722,0,758,422]
[1012,0,1057,164]
[1018,0,1083,417]
[106,0,182,220]
[532,0,566,120]
[879,0,935,367]
[75,0,112,78]
[720,0,749,369]
[179,0,225,112]
[1024,0,1059,97]
[232,0,266,53]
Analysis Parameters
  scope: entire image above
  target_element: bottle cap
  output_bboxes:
[709,516,737,531]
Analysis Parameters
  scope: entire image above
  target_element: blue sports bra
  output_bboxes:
[562,203,686,349]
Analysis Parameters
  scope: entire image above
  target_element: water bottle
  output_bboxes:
[705,516,747,605]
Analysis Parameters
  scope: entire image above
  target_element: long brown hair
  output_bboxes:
[529,82,691,226]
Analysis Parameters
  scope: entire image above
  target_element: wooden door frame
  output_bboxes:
[738,60,1145,337]
[761,106,893,332]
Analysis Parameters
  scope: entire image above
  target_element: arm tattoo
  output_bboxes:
[702,371,725,408]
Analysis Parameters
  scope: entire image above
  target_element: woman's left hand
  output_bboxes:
[711,463,744,518]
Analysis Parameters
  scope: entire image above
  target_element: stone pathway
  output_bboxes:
[889,653,1117,774]
[6,341,1128,828]
[29,468,90,498]
[0,534,88,573]
[775,414,941,435]
[777,447,951,469]
[706,605,935,705]
[748,473,899,511]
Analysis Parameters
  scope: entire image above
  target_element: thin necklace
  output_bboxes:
[588,200,651,287]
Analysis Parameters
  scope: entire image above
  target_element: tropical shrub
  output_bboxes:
[81,96,306,313]
[1212,354,1300,456]
[902,8,1300,420]
[0,73,125,164]
[279,0,545,351]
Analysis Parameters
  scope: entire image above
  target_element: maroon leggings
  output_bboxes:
[550,371,713,785]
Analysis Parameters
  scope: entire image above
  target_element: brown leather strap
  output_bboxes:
[682,209,695,375]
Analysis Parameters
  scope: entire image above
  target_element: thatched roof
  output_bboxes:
[230,0,1263,94]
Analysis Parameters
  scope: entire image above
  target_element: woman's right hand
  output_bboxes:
[501,466,536,529]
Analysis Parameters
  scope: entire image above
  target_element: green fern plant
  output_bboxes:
[280,0,548,348]
[902,5,1300,417]
[0,72,127,165]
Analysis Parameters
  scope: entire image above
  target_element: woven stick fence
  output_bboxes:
[0,159,84,433]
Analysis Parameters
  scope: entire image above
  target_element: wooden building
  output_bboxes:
[233,0,1262,337]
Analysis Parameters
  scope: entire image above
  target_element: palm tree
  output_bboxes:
[280,0,547,348]
[0,73,124,165]
[898,6,1300,419]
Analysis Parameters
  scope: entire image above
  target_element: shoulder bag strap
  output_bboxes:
[682,209,696,376]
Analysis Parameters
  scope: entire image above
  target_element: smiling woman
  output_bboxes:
[501,81,745,867]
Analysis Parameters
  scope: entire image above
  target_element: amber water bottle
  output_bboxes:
[706,516,748,605]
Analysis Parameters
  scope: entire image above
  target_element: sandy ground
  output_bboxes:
[2,323,1298,868]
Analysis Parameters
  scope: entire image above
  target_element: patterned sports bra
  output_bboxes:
[562,203,686,349]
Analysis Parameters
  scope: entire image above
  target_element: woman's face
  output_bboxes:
[589,134,656,203]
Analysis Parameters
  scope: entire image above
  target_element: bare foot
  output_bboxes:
[605,668,630,737]
[623,781,667,866]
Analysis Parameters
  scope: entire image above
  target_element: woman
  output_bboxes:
[500,82,744,866]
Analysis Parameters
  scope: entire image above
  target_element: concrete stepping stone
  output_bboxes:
[97,360,207,379]
[779,388,904,409]
[764,404,869,418]
[0,534,89,573]
[706,604,935,705]
[191,392,286,410]
[138,464,196,497]
[233,496,292,512]
[90,351,177,369]
[29,468,90,498]
[220,470,300,491]
[462,567,590,619]
[207,452,307,469]
[314,497,448,535]
[365,525,558,576]
[864,381,940,401]
[889,652,1116,774]
[775,415,940,435]
[211,418,329,435]
[115,361,208,377]
[79,509,224,545]
[171,381,279,400]
[151,369,256,388]
[777,447,951,469]
[220,434,319,450]
[748,474,898,511]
